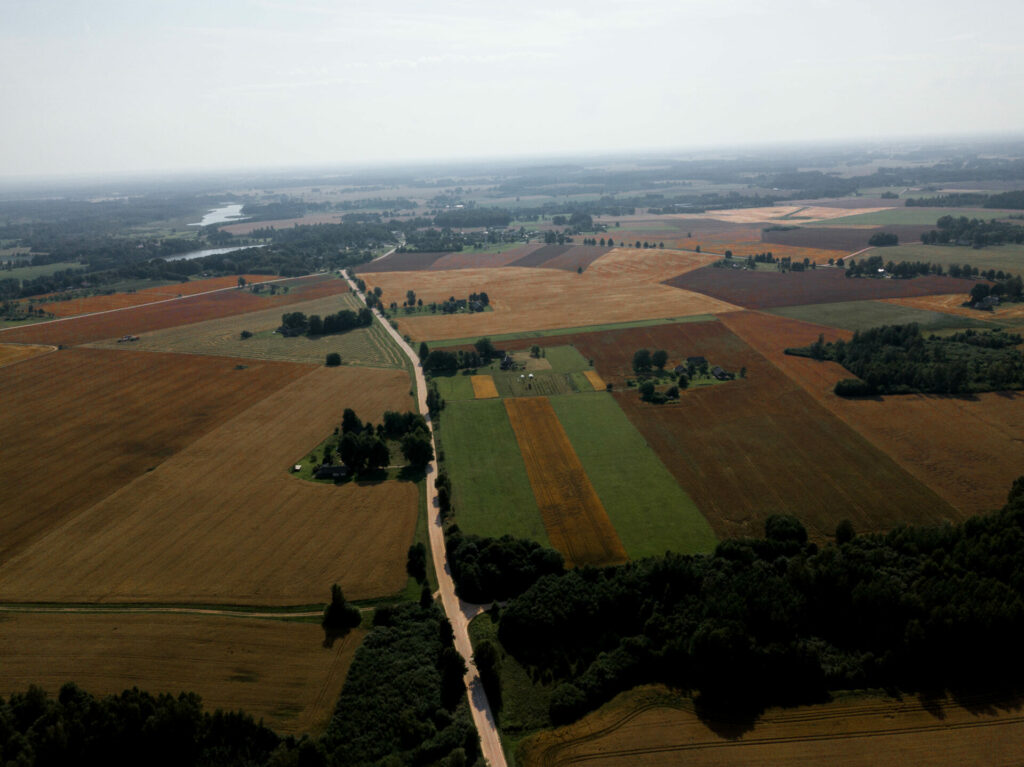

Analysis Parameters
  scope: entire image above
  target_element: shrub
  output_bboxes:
[325,352,342,366]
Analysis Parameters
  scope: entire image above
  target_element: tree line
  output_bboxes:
[277,307,373,337]
[905,190,1024,209]
[488,478,1024,726]
[921,215,1024,247]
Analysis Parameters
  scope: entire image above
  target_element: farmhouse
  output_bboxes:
[711,365,734,381]
[315,464,349,481]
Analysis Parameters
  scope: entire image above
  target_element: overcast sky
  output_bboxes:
[2,0,1022,178]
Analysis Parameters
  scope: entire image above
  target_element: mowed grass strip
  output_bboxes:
[505,397,628,568]
[471,374,499,399]
[90,292,406,369]
[438,399,547,544]
[428,314,717,348]
[549,393,716,557]
[0,612,364,736]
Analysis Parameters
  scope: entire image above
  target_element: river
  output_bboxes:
[165,244,266,262]
[189,204,249,227]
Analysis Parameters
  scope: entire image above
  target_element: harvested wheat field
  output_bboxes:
[519,685,1024,767]
[0,365,418,604]
[582,370,605,390]
[0,612,365,736]
[220,213,344,235]
[32,275,278,318]
[673,205,895,225]
[88,292,405,368]
[0,348,309,563]
[719,311,1024,515]
[701,242,849,264]
[0,274,349,347]
[361,262,739,343]
[505,397,628,568]
[0,343,55,368]
[429,245,540,270]
[883,293,1024,322]
[562,321,959,540]
[471,375,499,398]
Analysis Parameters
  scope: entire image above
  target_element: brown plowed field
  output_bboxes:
[429,245,539,270]
[0,343,55,368]
[0,365,418,604]
[505,397,628,568]
[33,275,278,318]
[0,274,348,346]
[561,321,959,540]
[719,311,1024,515]
[666,265,971,310]
[471,375,499,398]
[508,244,572,267]
[0,613,365,736]
[0,348,309,562]
[352,251,450,273]
[359,265,739,343]
[519,685,1024,767]
[883,293,1024,322]
[537,245,613,272]
[762,225,933,252]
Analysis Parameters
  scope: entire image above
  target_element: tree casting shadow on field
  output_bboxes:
[322,584,362,648]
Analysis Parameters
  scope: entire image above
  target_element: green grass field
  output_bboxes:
[438,399,548,545]
[3,260,84,282]
[816,207,1011,227]
[428,315,717,348]
[432,371,476,401]
[767,299,999,332]
[534,345,592,373]
[870,243,1024,274]
[549,392,716,557]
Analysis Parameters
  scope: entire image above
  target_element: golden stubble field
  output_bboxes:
[0,365,419,605]
[519,685,1024,767]
[0,343,55,368]
[0,612,364,736]
[360,249,738,342]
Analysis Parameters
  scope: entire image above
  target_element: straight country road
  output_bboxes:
[342,270,507,767]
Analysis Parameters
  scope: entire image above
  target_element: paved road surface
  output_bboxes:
[343,270,507,767]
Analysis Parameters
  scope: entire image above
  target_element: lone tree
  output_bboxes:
[651,349,668,370]
[418,341,430,361]
[474,337,496,361]
[322,584,361,632]
[325,352,342,366]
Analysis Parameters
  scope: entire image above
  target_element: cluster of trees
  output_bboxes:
[331,408,432,473]
[492,479,1024,726]
[905,190,1024,208]
[398,228,464,253]
[867,232,899,246]
[445,526,565,603]
[631,348,669,374]
[277,307,372,337]
[321,602,479,766]
[921,215,1024,247]
[422,338,498,375]
[971,274,1024,304]
[788,324,1024,395]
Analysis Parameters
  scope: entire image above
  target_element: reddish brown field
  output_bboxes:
[720,311,1024,515]
[34,275,278,318]
[0,348,310,563]
[762,225,934,252]
[352,251,450,273]
[0,613,365,736]
[505,397,628,567]
[533,245,612,272]
[519,685,1024,767]
[0,343,55,368]
[0,274,348,346]
[429,245,539,270]
[564,321,960,540]
[666,265,971,309]
[0,365,418,604]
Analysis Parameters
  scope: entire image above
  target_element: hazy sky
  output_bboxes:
[3,0,1022,177]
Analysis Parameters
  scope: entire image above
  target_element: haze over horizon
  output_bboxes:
[3,0,1023,179]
